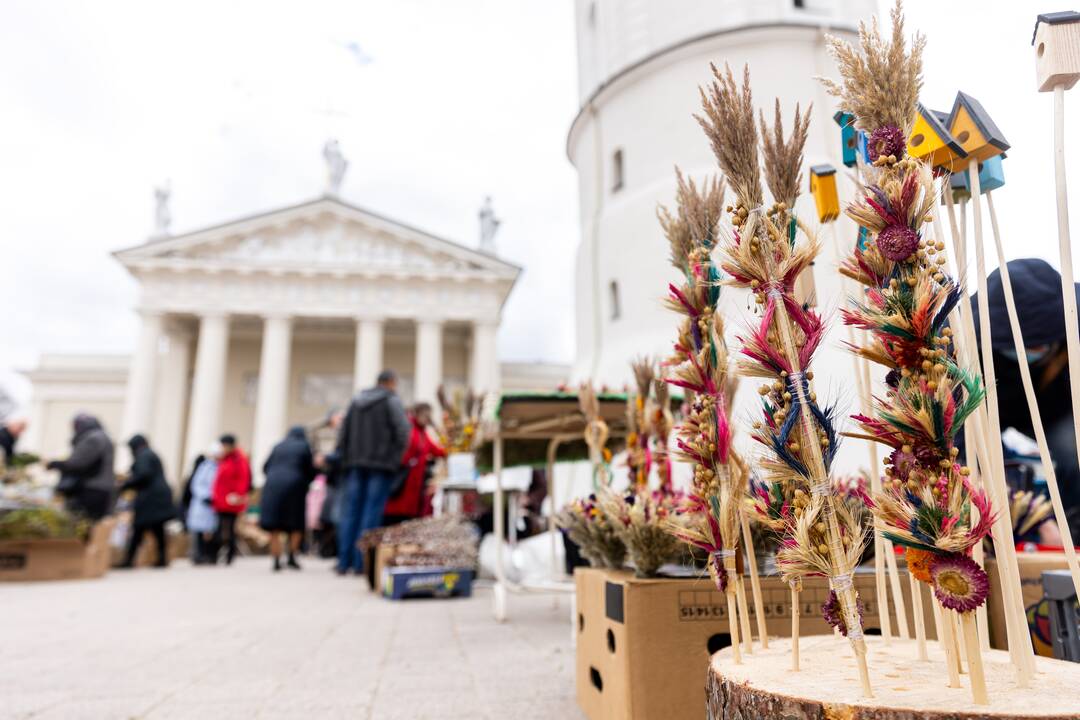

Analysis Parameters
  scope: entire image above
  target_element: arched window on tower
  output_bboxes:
[609,280,622,320]
[611,148,624,193]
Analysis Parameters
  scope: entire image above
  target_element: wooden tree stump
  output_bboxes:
[706,634,1080,719]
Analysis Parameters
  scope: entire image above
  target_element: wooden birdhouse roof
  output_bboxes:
[810,164,836,177]
[832,110,853,128]
[948,91,1010,154]
[1032,11,1080,45]
[917,103,965,157]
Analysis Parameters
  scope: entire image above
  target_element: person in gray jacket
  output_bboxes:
[335,369,411,574]
[47,413,115,520]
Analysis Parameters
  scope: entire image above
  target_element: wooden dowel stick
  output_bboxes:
[961,611,989,705]
[931,588,945,644]
[740,512,769,648]
[735,571,753,654]
[944,183,1036,684]
[987,191,1080,606]
[909,573,928,661]
[791,584,800,672]
[954,610,967,673]
[938,597,962,688]
[883,540,909,639]
[727,590,742,664]
[829,222,894,646]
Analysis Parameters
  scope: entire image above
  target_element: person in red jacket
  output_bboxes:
[383,403,446,524]
[211,434,252,565]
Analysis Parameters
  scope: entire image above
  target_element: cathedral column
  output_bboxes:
[414,319,443,405]
[184,313,230,471]
[354,317,384,392]
[469,320,500,393]
[118,309,164,469]
[251,314,293,486]
[152,324,193,487]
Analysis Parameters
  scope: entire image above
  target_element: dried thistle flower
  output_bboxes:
[696,64,763,207]
[819,0,925,134]
[759,99,812,209]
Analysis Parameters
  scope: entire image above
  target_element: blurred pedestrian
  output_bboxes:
[383,403,446,524]
[335,369,410,574]
[185,446,220,564]
[0,418,27,466]
[211,434,251,565]
[259,426,316,571]
[47,413,115,520]
[315,409,345,558]
[119,435,176,568]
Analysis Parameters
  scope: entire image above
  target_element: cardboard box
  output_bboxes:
[574,566,929,720]
[381,566,474,600]
[987,552,1069,656]
[0,517,116,582]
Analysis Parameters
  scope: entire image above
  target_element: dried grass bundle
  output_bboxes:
[578,382,612,486]
[555,496,626,569]
[819,0,925,134]
[696,64,763,208]
[436,384,485,452]
[759,99,812,211]
[651,378,675,490]
[626,358,656,488]
[597,487,685,577]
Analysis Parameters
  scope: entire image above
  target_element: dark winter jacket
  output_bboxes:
[48,415,115,495]
[0,427,15,465]
[259,426,317,532]
[121,437,177,527]
[971,258,1080,435]
[336,386,411,472]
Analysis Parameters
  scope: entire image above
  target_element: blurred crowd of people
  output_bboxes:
[2,368,447,573]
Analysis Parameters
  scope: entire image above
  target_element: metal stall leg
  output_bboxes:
[492,435,507,622]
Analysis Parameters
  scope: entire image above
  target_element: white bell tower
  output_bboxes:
[568,0,877,469]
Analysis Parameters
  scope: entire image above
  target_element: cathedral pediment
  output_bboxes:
[114,196,519,281]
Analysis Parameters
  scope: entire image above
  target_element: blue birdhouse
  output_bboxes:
[945,170,972,203]
[857,131,871,164]
[833,110,857,168]
[857,226,870,252]
[976,155,1005,193]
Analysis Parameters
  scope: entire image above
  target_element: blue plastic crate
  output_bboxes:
[382,566,474,600]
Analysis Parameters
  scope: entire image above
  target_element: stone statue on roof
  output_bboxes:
[478,196,500,254]
[323,139,348,197]
[153,182,171,237]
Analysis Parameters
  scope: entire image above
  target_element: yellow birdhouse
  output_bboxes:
[907,103,967,172]
[809,164,839,223]
[1033,11,1080,92]
[946,92,1010,164]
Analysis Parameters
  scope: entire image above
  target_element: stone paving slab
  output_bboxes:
[1,557,584,719]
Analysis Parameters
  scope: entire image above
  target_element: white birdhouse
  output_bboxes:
[1033,11,1080,92]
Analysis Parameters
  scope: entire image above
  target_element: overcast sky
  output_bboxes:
[1,1,1078,403]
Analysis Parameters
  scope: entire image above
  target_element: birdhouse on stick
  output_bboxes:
[1033,11,1080,92]
[907,103,967,172]
[809,164,839,223]
[947,92,1010,164]
[833,110,857,167]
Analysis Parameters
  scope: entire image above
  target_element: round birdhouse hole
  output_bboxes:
[846,136,856,149]
[1038,42,1046,58]
[957,130,970,143]
[910,132,924,147]
[607,629,616,653]
[578,613,584,633]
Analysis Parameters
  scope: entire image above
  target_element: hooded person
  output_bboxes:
[334,369,411,574]
[186,444,220,564]
[972,258,1080,543]
[119,434,176,568]
[259,425,317,571]
[47,413,115,520]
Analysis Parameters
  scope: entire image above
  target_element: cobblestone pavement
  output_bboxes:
[1,558,584,719]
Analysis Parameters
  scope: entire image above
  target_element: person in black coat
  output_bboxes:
[973,258,1080,544]
[47,413,115,520]
[119,435,177,568]
[0,418,27,466]
[259,426,317,571]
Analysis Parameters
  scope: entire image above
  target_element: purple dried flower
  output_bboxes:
[930,553,990,612]
[868,124,906,162]
[821,590,864,636]
[876,225,919,262]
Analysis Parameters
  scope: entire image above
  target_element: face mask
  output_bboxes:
[1001,347,1052,364]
